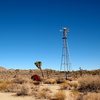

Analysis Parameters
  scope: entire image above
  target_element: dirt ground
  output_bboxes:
[0,93,35,100]
[0,84,72,100]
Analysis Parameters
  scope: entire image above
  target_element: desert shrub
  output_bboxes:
[39,91,47,98]
[0,82,8,91]
[82,93,100,100]
[51,90,66,100]
[33,81,40,85]
[71,90,80,96]
[30,85,39,96]
[69,81,79,90]
[44,78,56,84]
[12,77,27,84]
[70,90,83,100]
[36,87,51,99]
[16,84,30,96]
[37,90,48,99]
[56,78,65,84]
[0,80,11,91]
[5,83,21,92]
[60,80,79,90]
[41,87,52,92]
[60,81,70,90]
[0,80,10,84]
[78,75,100,92]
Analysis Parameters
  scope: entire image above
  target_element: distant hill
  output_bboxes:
[0,66,7,72]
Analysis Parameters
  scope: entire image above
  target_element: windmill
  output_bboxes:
[60,27,71,79]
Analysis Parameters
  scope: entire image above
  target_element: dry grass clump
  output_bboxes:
[38,91,47,99]
[69,81,79,90]
[60,81,70,90]
[32,81,40,85]
[51,90,66,100]
[70,90,83,100]
[56,78,65,84]
[78,75,100,92]
[16,84,31,96]
[41,87,52,92]
[71,90,81,96]
[35,87,51,99]
[82,92,100,100]
[0,78,29,93]
[0,81,9,91]
[60,80,79,90]
[30,85,39,97]
[0,80,11,91]
[5,83,22,92]
[37,90,49,99]
[0,80,23,93]
[12,77,28,84]
[44,78,57,84]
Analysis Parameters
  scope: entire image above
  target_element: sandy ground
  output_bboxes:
[40,84,72,100]
[0,92,72,100]
[0,93,35,100]
[0,84,59,100]
[0,84,72,100]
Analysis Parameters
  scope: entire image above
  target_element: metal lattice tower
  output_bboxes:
[60,27,70,78]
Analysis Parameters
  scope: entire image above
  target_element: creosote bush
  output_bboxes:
[0,80,11,91]
[60,82,70,90]
[69,81,79,90]
[78,75,100,92]
[16,84,30,96]
[70,90,83,100]
[82,93,100,100]
[44,78,57,84]
[12,77,28,84]
[51,91,66,100]
[35,87,51,99]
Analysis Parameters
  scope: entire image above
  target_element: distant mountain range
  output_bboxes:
[0,66,7,71]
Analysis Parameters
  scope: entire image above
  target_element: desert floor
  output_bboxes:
[0,93,35,100]
[0,67,99,100]
[0,84,71,100]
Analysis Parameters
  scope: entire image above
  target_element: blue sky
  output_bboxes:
[0,0,100,70]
